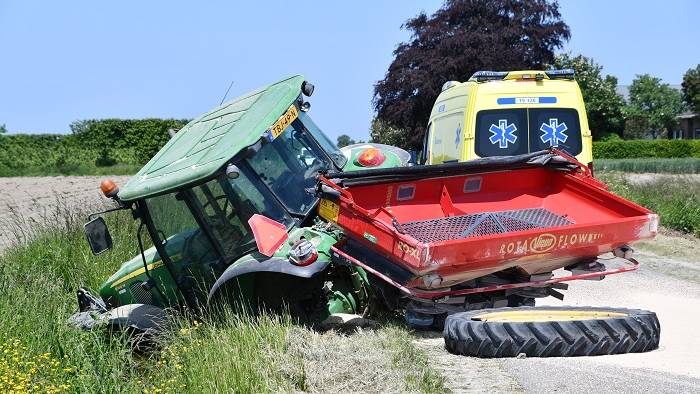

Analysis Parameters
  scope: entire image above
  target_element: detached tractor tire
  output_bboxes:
[443,306,660,358]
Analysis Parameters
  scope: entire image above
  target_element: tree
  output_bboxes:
[624,74,684,139]
[0,124,6,134]
[369,118,411,148]
[682,64,700,114]
[372,0,570,150]
[552,54,625,139]
[336,134,356,148]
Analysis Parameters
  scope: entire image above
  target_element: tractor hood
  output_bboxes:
[118,75,306,202]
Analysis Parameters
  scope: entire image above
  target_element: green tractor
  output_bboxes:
[72,75,409,333]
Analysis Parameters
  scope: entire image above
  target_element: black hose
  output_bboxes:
[325,150,578,187]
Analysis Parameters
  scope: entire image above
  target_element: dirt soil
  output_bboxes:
[0,176,130,252]
[2,176,700,393]
[623,172,700,185]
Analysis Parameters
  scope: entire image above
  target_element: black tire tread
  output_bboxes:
[443,306,660,358]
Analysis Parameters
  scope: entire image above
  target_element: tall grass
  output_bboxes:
[599,172,700,237]
[0,201,445,392]
[595,158,700,174]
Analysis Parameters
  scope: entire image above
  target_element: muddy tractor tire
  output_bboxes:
[443,306,660,358]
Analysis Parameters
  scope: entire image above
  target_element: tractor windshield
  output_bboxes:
[247,117,339,215]
[298,112,347,169]
[145,166,293,272]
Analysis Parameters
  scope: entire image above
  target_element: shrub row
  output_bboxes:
[0,118,190,175]
[593,139,700,159]
[70,118,189,164]
[0,134,140,169]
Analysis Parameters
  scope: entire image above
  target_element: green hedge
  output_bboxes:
[0,118,190,175]
[0,134,139,170]
[593,139,700,159]
[70,118,190,164]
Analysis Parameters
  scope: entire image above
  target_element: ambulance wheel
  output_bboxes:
[443,306,659,358]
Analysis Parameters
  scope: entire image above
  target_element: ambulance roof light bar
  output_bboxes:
[470,71,509,82]
[545,69,575,80]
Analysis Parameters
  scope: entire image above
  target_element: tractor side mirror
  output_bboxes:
[84,217,113,255]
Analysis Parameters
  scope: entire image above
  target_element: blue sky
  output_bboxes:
[1,0,698,141]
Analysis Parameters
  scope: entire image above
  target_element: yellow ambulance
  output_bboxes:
[422,69,593,168]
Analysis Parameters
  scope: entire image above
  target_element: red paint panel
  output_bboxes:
[247,214,288,257]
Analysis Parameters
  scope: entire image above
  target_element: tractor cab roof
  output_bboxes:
[118,75,305,202]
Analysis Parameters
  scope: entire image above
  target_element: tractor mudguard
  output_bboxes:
[207,256,329,303]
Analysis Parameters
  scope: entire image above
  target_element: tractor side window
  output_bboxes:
[192,180,249,261]
[191,172,292,261]
[225,166,291,227]
[147,193,219,269]
[475,109,528,157]
[528,108,582,156]
[147,169,293,270]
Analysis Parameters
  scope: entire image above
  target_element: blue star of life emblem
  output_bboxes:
[540,118,568,146]
[489,119,518,148]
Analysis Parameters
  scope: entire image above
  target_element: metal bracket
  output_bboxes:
[331,244,639,301]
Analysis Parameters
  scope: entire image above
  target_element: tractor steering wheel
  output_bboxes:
[303,160,323,184]
[202,195,237,222]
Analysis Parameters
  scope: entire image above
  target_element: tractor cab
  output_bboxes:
[76,76,401,327]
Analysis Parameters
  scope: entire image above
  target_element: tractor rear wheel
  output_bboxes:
[443,306,660,358]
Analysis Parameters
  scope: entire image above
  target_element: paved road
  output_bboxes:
[415,237,700,393]
[501,245,700,394]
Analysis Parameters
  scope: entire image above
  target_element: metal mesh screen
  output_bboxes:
[129,281,153,305]
[401,208,573,243]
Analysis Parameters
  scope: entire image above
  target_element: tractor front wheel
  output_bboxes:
[443,306,659,357]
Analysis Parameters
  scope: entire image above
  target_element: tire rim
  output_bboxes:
[471,309,628,322]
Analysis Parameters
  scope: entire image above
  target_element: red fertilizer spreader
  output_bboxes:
[318,150,658,302]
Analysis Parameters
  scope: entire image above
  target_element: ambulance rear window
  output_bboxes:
[475,108,582,157]
[528,108,582,156]
[475,109,528,157]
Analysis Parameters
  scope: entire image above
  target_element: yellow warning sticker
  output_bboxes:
[319,198,339,222]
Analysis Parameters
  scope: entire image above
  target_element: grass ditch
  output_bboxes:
[598,171,700,237]
[0,202,446,393]
[595,158,700,174]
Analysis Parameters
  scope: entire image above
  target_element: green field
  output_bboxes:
[598,171,700,237]
[595,158,700,174]
[0,204,445,393]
